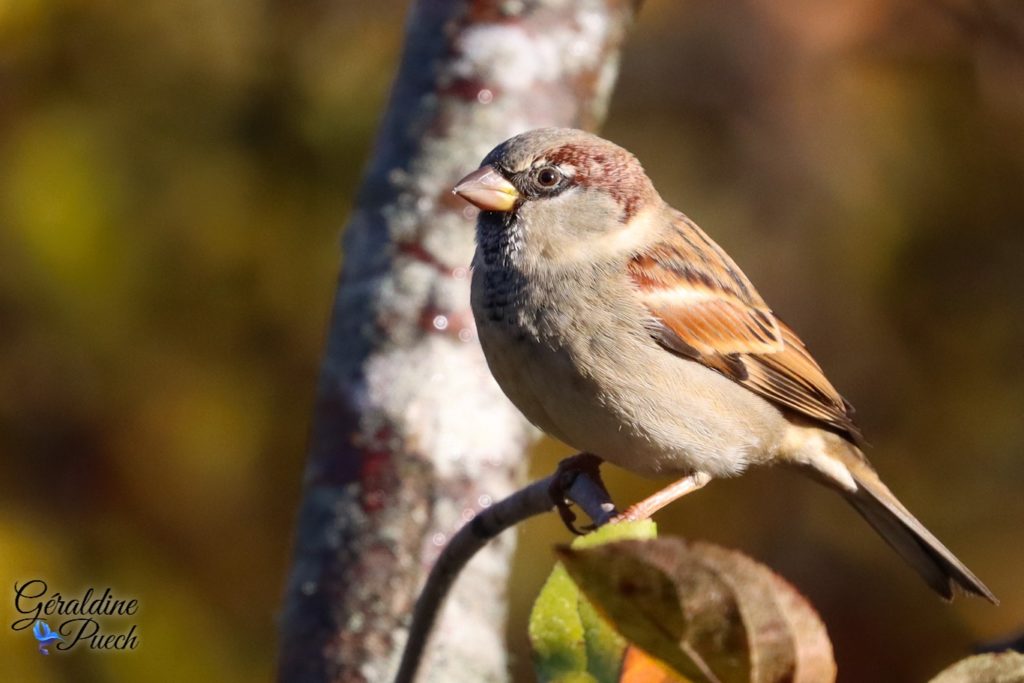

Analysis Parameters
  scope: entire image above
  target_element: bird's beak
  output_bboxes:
[453,165,520,212]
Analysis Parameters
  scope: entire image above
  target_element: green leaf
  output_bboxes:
[579,596,628,682]
[529,521,657,683]
[570,519,658,550]
[529,563,589,681]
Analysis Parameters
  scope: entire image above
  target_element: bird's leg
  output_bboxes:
[548,452,607,535]
[613,471,712,523]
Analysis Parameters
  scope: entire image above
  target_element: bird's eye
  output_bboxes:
[535,166,562,188]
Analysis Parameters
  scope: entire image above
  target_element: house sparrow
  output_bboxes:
[453,128,996,603]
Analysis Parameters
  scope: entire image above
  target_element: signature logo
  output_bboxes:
[11,580,139,654]
[32,620,62,655]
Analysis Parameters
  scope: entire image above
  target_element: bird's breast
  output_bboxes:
[470,259,788,478]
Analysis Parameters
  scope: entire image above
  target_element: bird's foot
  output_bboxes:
[548,452,606,535]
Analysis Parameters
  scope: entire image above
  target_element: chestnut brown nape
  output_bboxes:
[542,140,654,221]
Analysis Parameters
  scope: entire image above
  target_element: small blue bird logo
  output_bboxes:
[32,620,62,655]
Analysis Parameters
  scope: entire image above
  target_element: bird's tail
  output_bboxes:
[801,435,997,604]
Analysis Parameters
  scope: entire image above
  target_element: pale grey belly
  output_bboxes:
[476,319,790,478]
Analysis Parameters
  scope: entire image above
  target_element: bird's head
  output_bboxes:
[454,128,660,267]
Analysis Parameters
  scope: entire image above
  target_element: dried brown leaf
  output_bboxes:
[929,652,1024,683]
[557,537,835,683]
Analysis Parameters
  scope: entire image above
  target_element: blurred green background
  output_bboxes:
[1,1,1021,681]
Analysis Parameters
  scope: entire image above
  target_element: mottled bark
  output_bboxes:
[276,2,639,682]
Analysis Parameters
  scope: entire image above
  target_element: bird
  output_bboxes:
[452,127,996,603]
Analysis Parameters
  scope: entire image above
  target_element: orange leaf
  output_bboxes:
[619,646,689,683]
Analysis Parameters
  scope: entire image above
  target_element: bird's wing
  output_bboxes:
[628,212,862,443]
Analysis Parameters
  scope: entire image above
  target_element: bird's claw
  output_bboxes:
[548,453,604,535]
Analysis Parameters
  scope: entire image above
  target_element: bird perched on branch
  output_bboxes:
[453,127,996,603]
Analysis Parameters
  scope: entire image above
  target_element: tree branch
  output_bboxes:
[394,465,618,683]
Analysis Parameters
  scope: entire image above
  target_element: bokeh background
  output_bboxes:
[1,1,1021,681]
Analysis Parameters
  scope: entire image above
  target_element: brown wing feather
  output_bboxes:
[629,213,862,443]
